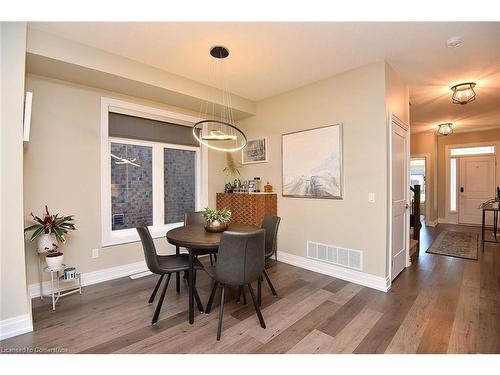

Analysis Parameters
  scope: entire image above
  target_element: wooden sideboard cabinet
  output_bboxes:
[216,193,277,226]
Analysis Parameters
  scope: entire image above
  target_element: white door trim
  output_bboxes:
[387,113,410,286]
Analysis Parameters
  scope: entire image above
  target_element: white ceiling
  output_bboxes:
[29,22,500,133]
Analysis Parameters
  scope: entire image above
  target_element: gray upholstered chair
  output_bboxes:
[184,211,217,265]
[136,225,204,325]
[259,214,281,300]
[204,229,266,340]
[237,214,281,306]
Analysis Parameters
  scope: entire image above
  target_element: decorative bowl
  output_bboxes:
[204,220,229,233]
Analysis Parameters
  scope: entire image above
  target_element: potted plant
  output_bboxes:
[223,153,242,193]
[24,206,76,269]
[202,207,232,233]
[479,186,500,209]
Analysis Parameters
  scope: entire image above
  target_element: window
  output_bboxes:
[450,158,457,212]
[450,146,494,156]
[101,97,206,247]
[104,138,200,245]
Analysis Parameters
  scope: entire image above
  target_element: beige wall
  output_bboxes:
[410,132,438,222]
[23,74,223,286]
[436,129,500,219]
[235,61,399,279]
[1,23,31,323]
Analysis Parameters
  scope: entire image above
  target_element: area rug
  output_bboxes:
[426,230,478,260]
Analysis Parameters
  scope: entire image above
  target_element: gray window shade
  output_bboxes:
[109,112,199,147]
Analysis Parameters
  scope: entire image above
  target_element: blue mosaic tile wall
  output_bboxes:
[164,148,196,224]
[111,143,153,230]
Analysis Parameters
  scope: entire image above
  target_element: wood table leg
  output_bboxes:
[176,245,180,293]
[188,250,194,324]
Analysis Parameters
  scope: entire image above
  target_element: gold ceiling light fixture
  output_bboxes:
[451,82,476,105]
[192,45,247,152]
[437,123,453,136]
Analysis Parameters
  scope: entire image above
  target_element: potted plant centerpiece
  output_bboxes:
[479,186,500,210]
[24,206,76,269]
[202,207,231,233]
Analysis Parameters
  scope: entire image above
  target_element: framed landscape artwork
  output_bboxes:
[282,124,343,199]
[241,137,268,164]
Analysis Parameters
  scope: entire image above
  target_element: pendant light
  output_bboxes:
[437,123,453,136]
[451,82,476,105]
[192,46,247,152]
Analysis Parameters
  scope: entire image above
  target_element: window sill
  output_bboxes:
[101,222,184,247]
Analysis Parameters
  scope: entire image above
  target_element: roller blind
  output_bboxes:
[109,112,199,147]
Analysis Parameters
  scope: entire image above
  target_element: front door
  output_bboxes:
[391,114,409,281]
[458,155,495,224]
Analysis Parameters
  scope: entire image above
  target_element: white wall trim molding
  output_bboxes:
[28,260,148,298]
[277,251,390,292]
[0,314,33,341]
[426,219,438,227]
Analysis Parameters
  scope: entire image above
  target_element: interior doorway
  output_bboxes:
[410,157,426,221]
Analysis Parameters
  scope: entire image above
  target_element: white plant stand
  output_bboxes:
[39,259,82,311]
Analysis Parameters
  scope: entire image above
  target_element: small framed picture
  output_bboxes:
[242,137,268,164]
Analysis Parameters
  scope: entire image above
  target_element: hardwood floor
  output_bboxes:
[1,223,499,354]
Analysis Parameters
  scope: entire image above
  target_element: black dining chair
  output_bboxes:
[184,211,218,265]
[237,214,281,306]
[259,214,281,302]
[136,225,204,325]
[204,229,267,340]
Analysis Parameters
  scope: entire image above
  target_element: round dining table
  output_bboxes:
[166,223,258,324]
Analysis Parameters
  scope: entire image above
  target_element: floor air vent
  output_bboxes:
[307,241,363,271]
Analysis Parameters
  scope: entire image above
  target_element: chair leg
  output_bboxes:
[176,272,180,293]
[263,269,278,297]
[257,276,262,307]
[241,286,247,305]
[247,283,266,329]
[214,253,217,262]
[216,285,225,341]
[148,274,164,304]
[152,273,171,325]
[236,286,242,303]
[205,281,218,314]
[209,254,214,266]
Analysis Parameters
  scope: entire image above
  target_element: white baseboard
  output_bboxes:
[0,314,33,341]
[28,260,148,298]
[425,219,438,227]
[276,251,390,292]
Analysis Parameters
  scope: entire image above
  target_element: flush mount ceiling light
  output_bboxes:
[451,82,476,105]
[446,36,463,48]
[192,45,247,152]
[437,123,453,136]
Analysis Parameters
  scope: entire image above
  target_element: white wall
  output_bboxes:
[0,22,32,339]
[23,74,223,287]
[236,62,391,279]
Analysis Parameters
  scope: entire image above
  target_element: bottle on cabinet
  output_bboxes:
[253,177,261,193]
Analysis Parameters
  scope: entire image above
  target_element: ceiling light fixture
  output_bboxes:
[451,82,476,105]
[446,37,463,48]
[437,123,453,136]
[192,46,247,152]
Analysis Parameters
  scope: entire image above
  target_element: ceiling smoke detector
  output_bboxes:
[446,37,463,48]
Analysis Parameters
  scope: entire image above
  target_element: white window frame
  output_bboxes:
[101,97,208,247]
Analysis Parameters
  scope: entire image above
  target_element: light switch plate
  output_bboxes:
[368,193,375,203]
[92,248,99,258]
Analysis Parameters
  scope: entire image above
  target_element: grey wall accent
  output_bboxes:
[109,112,199,147]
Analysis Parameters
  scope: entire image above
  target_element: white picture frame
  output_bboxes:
[241,137,268,164]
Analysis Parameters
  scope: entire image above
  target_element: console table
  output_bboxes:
[481,205,500,252]
[216,193,277,227]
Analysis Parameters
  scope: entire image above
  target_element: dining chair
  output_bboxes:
[259,214,281,302]
[204,229,266,340]
[237,214,281,306]
[136,225,204,325]
[184,211,218,265]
